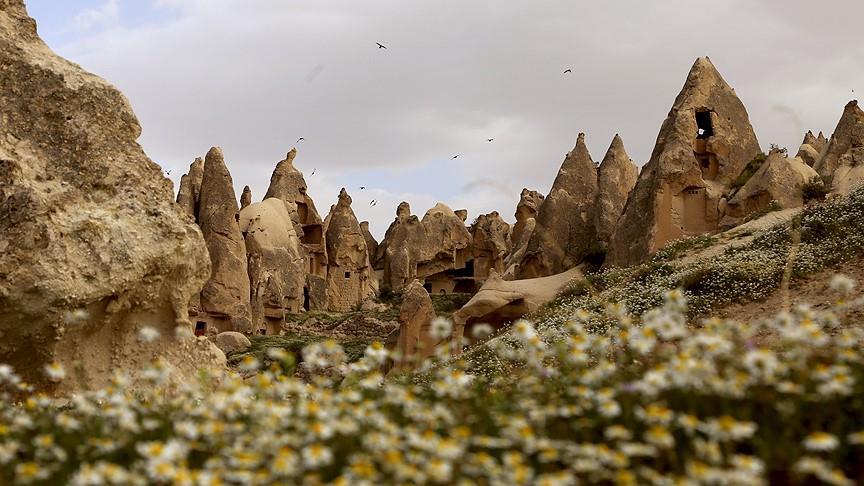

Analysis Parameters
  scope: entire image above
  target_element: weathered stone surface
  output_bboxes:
[360,221,379,265]
[240,198,305,335]
[607,57,761,268]
[451,268,581,353]
[471,212,511,285]
[0,1,223,393]
[197,147,252,333]
[240,185,252,209]
[380,202,426,291]
[796,143,821,168]
[503,188,544,278]
[390,280,437,373]
[724,150,819,222]
[211,331,251,355]
[176,157,203,219]
[595,134,638,245]
[417,203,473,282]
[518,133,598,278]
[324,189,375,312]
[814,101,864,195]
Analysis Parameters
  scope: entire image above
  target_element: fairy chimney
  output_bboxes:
[240,185,252,209]
[503,188,545,278]
[360,221,379,264]
[607,57,761,267]
[517,133,599,278]
[471,212,511,287]
[814,101,864,195]
[324,189,375,311]
[176,157,204,219]
[380,202,426,292]
[594,134,639,245]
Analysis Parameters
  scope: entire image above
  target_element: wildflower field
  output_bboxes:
[2,190,864,484]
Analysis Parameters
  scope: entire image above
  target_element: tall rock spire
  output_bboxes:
[595,134,638,245]
[813,100,864,194]
[517,132,599,278]
[606,57,761,268]
[324,189,375,311]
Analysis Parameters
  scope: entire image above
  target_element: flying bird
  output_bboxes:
[563,68,572,74]
[376,42,387,49]
[452,155,460,159]
[296,137,305,143]
[360,186,366,190]
[310,168,316,176]
[370,199,378,207]
[486,138,494,142]
[164,170,172,176]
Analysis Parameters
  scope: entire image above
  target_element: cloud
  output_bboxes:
[35,0,864,238]
[72,0,119,32]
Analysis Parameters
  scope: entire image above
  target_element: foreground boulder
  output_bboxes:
[390,280,437,374]
[607,57,761,267]
[211,331,252,355]
[0,1,224,393]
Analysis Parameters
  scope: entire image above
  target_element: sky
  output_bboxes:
[25,0,864,239]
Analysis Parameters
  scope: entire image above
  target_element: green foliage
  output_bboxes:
[730,152,768,191]
[802,176,829,203]
[430,293,472,318]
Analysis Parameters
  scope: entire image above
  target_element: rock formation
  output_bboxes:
[379,202,426,292]
[450,267,581,353]
[264,149,328,309]
[390,280,437,373]
[518,133,599,278]
[176,157,204,219]
[724,149,819,221]
[360,221,379,265]
[814,101,864,195]
[503,188,544,278]
[211,331,252,355]
[239,198,305,335]
[470,212,511,287]
[417,203,474,293]
[796,142,821,168]
[197,147,252,333]
[240,185,252,209]
[0,1,224,393]
[594,134,639,245]
[607,57,761,268]
[324,189,375,312]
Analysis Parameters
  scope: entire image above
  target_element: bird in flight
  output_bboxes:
[486,138,494,142]
[376,42,387,49]
[452,155,460,160]
[370,199,378,207]
[296,137,305,143]
[165,170,172,176]
[360,186,366,190]
[563,68,572,74]
[310,168,316,176]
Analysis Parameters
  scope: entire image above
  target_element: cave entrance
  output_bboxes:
[696,110,713,139]
[194,321,207,337]
[303,286,310,311]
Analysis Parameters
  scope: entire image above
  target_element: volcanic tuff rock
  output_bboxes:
[325,189,375,312]
[724,150,819,221]
[503,188,544,278]
[470,212,511,285]
[607,57,761,267]
[360,221,379,265]
[197,147,252,333]
[211,331,252,355]
[390,280,437,373]
[417,203,473,279]
[0,0,223,393]
[594,134,639,245]
[814,101,864,195]
[239,198,305,335]
[380,202,426,291]
[518,133,599,278]
[796,143,821,168]
[176,157,203,219]
[240,185,252,209]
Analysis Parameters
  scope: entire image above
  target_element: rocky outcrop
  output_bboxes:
[471,212,511,286]
[239,198,305,335]
[379,202,426,292]
[503,188,544,278]
[724,150,819,221]
[176,157,204,219]
[451,268,581,354]
[0,1,223,393]
[211,331,252,355]
[595,134,639,245]
[197,147,252,333]
[360,221,379,265]
[324,189,375,312]
[607,57,761,268]
[417,203,473,283]
[814,101,864,195]
[390,280,437,373]
[518,133,599,278]
[240,185,252,209]
[796,143,821,168]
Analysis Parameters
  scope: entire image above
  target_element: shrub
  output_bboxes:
[802,176,829,203]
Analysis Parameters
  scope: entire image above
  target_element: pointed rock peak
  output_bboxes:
[285,148,297,164]
[337,188,352,206]
[240,185,252,209]
[396,201,411,220]
[455,209,468,222]
[599,134,631,168]
[818,131,827,141]
[803,130,817,146]
[687,56,722,80]
[205,146,224,166]
[360,221,370,230]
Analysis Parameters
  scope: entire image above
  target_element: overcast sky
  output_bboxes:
[26,0,864,238]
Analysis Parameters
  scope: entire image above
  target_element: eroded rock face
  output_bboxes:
[518,133,598,278]
[503,188,544,278]
[796,143,821,168]
[360,221,379,265]
[239,198,305,335]
[380,203,426,292]
[390,280,437,373]
[607,57,761,268]
[595,134,638,245]
[471,212,511,286]
[324,189,375,312]
[814,101,864,195]
[211,331,251,355]
[240,185,252,209]
[724,150,819,221]
[0,1,223,393]
[197,147,252,333]
[417,203,473,290]
[176,157,203,219]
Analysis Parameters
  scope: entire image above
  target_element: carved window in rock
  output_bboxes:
[194,321,207,337]
[694,110,719,180]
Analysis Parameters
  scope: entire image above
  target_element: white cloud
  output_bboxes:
[73,0,119,32]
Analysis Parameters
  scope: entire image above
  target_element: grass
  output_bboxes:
[227,333,374,368]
